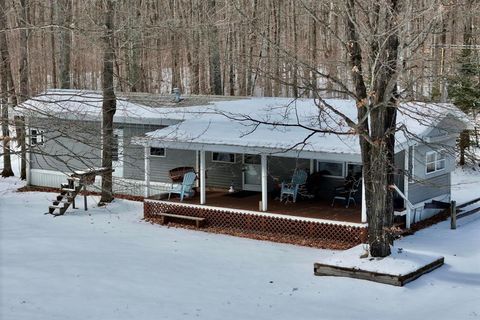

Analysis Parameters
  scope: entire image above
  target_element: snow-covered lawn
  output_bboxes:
[452,166,480,204]
[1,174,480,320]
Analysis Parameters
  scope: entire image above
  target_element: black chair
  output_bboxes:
[331,177,362,208]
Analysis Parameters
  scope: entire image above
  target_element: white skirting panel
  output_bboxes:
[30,169,71,188]
[30,169,170,197]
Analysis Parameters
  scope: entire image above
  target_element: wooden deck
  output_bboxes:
[154,191,362,223]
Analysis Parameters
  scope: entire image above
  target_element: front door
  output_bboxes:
[243,154,261,191]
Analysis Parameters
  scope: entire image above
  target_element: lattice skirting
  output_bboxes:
[144,200,367,246]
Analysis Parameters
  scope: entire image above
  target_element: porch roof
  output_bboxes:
[134,98,468,157]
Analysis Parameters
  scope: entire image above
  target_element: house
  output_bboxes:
[18,89,470,245]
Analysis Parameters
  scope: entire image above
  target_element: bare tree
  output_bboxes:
[58,0,72,89]
[0,0,14,177]
[13,0,30,180]
[207,0,222,95]
[99,0,116,204]
[229,0,447,257]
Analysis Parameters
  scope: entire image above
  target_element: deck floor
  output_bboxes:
[154,191,362,223]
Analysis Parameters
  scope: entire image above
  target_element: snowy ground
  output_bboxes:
[1,164,480,319]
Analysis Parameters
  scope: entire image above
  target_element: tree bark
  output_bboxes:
[100,0,116,204]
[458,0,474,166]
[169,0,182,93]
[49,0,57,87]
[58,0,72,89]
[17,0,29,180]
[0,0,13,177]
[208,0,222,95]
[345,0,400,257]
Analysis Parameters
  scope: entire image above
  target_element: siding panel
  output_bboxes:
[408,173,450,204]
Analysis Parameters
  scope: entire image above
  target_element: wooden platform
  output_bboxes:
[151,190,362,223]
[313,246,445,286]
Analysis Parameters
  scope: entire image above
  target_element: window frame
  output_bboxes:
[212,152,236,163]
[425,150,446,174]
[30,128,45,146]
[317,161,345,178]
[150,147,166,158]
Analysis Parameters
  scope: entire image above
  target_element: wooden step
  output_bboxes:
[48,204,69,216]
[53,199,71,205]
[49,204,67,210]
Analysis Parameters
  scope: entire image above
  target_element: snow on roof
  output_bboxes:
[16,89,239,125]
[141,98,469,155]
[18,89,469,155]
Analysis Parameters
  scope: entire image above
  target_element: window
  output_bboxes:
[212,152,235,163]
[347,163,362,179]
[150,147,166,157]
[30,129,44,146]
[317,161,344,178]
[111,133,119,161]
[426,150,445,174]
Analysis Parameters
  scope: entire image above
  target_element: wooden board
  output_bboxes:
[314,257,444,286]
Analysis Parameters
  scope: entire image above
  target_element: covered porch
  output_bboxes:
[141,142,367,224]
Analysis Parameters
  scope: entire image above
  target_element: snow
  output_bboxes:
[15,89,196,124]
[452,168,480,205]
[17,89,469,155]
[1,159,480,319]
[319,244,443,276]
[142,98,468,155]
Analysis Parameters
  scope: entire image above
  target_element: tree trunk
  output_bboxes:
[0,97,13,177]
[169,0,182,93]
[58,0,71,89]
[459,130,470,166]
[208,0,222,95]
[17,0,29,180]
[100,0,116,204]
[0,0,13,177]
[49,0,57,87]
[345,0,400,257]
[458,0,474,165]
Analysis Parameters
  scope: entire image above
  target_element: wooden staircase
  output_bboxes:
[47,177,81,216]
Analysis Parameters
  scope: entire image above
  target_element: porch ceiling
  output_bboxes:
[135,138,362,162]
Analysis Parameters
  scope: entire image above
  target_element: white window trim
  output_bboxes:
[425,150,446,175]
[30,128,45,146]
[212,152,236,163]
[150,147,166,158]
[317,160,345,178]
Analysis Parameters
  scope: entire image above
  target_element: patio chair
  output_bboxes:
[167,171,196,201]
[331,177,362,208]
[279,169,308,203]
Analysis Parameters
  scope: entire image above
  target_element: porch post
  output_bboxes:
[195,150,200,188]
[361,173,367,223]
[200,150,206,205]
[261,154,268,211]
[144,146,150,198]
[404,147,411,228]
